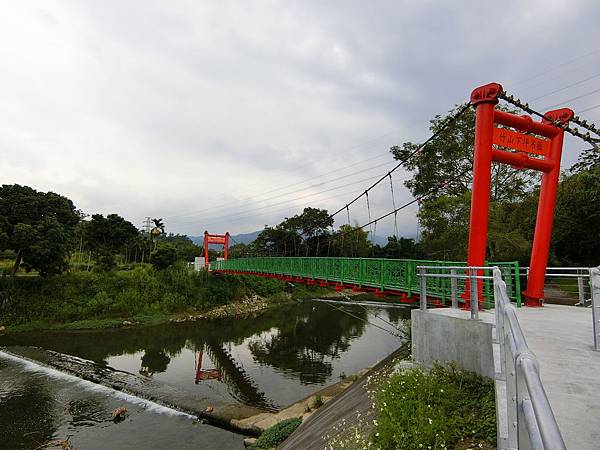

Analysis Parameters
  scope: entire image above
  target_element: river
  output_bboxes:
[0,300,410,449]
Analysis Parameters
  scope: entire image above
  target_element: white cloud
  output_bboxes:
[1,0,598,237]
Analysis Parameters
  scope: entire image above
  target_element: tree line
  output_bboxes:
[0,185,210,276]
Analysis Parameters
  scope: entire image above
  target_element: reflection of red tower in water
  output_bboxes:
[195,349,221,383]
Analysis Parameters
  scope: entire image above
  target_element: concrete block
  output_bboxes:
[411,308,495,378]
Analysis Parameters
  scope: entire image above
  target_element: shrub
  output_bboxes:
[249,417,302,450]
[370,364,496,449]
[150,244,179,270]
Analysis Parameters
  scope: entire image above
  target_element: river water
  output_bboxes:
[0,300,410,449]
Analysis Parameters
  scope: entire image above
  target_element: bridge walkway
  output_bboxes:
[515,304,600,450]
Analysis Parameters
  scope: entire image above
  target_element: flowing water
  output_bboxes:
[0,300,410,449]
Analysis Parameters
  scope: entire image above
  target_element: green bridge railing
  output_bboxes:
[210,257,522,307]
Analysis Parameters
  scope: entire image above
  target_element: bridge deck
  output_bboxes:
[515,304,600,450]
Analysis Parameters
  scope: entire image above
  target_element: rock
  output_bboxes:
[112,406,128,422]
[0,326,5,332]
[243,438,257,447]
[122,320,133,326]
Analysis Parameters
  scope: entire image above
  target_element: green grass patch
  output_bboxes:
[548,277,579,296]
[369,364,496,450]
[249,417,302,450]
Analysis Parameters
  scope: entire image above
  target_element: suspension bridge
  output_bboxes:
[198,82,600,449]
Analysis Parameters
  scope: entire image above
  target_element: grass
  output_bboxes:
[249,417,302,450]
[548,277,580,296]
[370,364,496,450]
[325,363,496,450]
[0,262,325,332]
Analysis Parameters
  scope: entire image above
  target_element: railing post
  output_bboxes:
[590,267,600,352]
[577,270,586,307]
[505,335,519,449]
[450,268,458,309]
[470,268,479,320]
[419,267,427,311]
[516,355,534,450]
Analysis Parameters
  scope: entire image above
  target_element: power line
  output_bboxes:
[171,158,395,221]
[530,71,600,102]
[510,48,600,87]
[167,151,393,220]
[576,103,600,114]
[183,175,386,229]
[542,86,600,110]
[330,102,472,218]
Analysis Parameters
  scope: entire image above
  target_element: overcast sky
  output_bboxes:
[2,1,599,238]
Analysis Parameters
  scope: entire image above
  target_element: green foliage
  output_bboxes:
[330,224,371,257]
[370,364,496,449]
[373,236,424,259]
[253,207,333,257]
[249,417,302,450]
[84,213,139,261]
[552,165,600,265]
[313,395,323,409]
[0,184,80,276]
[0,264,291,328]
[150,244,179,269]
[156,233,200,261]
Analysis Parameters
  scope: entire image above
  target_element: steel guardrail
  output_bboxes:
[493,267,566,450]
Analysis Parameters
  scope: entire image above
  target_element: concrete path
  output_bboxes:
[515,304,600,449]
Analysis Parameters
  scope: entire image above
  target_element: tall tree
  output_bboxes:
[253,207,333,256]
[84,214,139,268]
[0,184,80,275]
[391,106,537,261]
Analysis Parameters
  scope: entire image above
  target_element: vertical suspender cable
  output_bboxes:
[365,191,373,239]
[389,173,399,238]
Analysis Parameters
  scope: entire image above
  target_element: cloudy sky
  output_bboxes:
[2,1,599,238]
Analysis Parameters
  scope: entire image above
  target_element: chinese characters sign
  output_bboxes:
[492,127,550,156]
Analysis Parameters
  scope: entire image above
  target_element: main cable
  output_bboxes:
[329,102,472,218]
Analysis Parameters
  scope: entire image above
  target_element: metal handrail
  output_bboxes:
[417,265,500,319]
[493,267,566,450]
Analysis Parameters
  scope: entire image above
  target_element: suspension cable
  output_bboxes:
[322,301,405,339]
[365,191,373,238]
[388,173,399,237]
[499,91,600,147]
[329,102,472,218]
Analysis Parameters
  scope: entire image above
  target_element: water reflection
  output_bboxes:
[0,301,410,408]
[140,348,171,375]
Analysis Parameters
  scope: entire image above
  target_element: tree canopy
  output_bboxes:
[390,106,599,264]
[0,184,80,275]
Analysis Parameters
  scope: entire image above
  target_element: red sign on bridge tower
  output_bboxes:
[203,230,230,269]
[467,82,574,307]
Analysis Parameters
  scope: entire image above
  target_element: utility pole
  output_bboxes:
[141,217,152,263]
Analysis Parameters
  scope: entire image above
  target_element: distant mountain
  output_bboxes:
[188,230,261,247]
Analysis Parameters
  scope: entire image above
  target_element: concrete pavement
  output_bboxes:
[515,304,600,449]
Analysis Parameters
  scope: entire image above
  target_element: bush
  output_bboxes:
[370,364,496,449]
[0,265,297,328]
[249,417,302,450]
[150,244,179,270]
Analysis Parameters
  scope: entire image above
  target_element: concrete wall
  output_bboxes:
[411,308,495,378]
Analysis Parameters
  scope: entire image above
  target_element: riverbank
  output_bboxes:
[0,263,332,333]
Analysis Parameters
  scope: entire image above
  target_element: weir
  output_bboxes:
[0,346,269,434]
